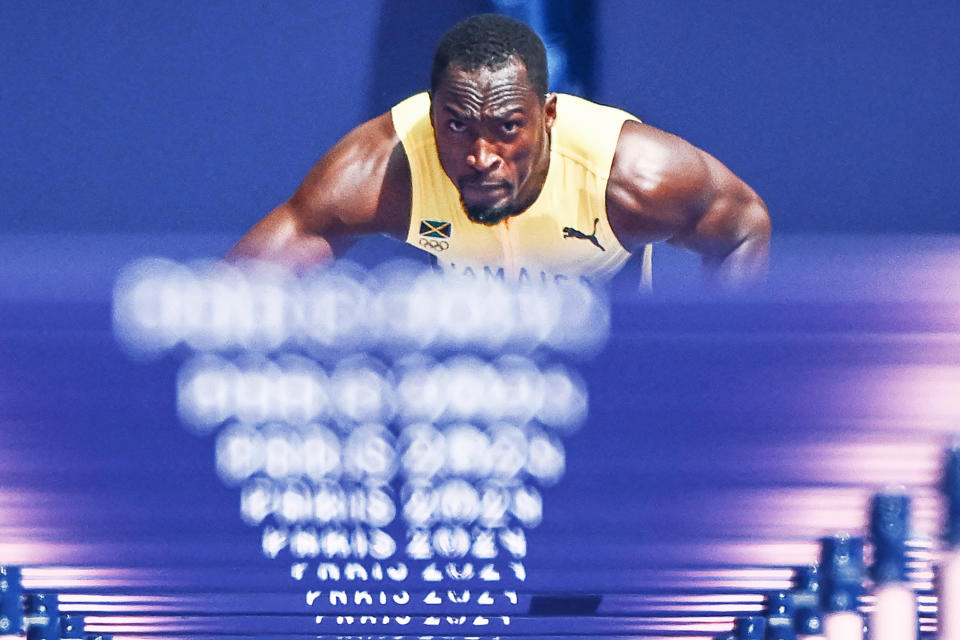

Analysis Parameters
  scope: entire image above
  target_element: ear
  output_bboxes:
[543,93,558,134]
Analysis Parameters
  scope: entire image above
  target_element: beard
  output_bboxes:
[462,199,514,225]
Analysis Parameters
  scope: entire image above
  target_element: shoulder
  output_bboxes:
[606,120,768,249]
[306,111,404,195]
[293,110,411,237]
[609,121,711,208]
[605,120,715,246]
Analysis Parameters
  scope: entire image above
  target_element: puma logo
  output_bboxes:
[562,218,605,251]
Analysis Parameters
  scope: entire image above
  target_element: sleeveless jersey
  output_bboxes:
[391,92,652,287]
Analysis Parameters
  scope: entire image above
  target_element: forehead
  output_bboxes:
[433,59,540,115]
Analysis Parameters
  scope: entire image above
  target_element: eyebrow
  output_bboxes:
[442,105,477,120]
[489,107,526,120]
[441,105,526,121]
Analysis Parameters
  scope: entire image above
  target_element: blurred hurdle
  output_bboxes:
[0,568,109,640]
[939,445,960,640]
[102,257,960,636]
[715,444,960,640]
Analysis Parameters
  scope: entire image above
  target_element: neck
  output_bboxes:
[509,133,552,217]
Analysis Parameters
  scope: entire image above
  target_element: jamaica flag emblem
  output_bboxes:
[419,220,451,239]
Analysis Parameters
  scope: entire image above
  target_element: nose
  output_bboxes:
[466,137,501,172]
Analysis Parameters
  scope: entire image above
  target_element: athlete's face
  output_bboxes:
[431,59,556,225]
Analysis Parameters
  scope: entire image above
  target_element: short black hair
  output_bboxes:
[430,14,548,101]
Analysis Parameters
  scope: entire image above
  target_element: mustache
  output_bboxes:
[458,177,511,189]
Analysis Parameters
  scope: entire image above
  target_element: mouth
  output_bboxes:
[459,181,510,203]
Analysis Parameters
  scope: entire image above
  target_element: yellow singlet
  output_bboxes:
[391,92,652,287]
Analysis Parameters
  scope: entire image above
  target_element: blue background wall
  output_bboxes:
[2,1,958,235]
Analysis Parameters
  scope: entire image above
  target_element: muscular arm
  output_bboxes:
[227,112,411,271]
[606,121,771,289]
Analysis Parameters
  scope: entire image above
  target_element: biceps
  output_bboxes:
[673,155,769,258]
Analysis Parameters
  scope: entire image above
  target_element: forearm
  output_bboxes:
[702,199,771,290]
[228,232,337,272]
[227,206,342,272]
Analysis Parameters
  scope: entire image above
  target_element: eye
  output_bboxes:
[502,120,524,134]
[448,119,466,133]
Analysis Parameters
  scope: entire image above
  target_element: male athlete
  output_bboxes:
[229,14,770,289]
